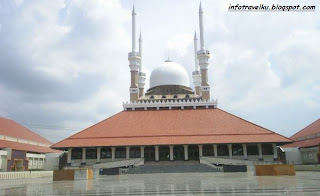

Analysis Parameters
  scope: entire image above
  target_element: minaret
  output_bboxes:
[128,5,140,102]
[197,3,210,101]
[138,32,146,97]
[192,31,201,95]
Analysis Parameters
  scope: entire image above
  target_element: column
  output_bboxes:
[242,144,247,160]
[227,144,232,158]
[126,147,130,159]
[184,145,188,161]
[97,147,101,163]
[155,146,159,161]
[67,148,72,164]
[258,143,263,160]
[169,146,174,161]
[82,148,86,163]
[198,145,203,157]
[213,144,217,157]
[272,143,278,161]
[140,146,145,158]
[111,147,116,161]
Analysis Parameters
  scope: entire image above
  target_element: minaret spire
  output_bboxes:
[199,2,205,51]
[192,31,201,96]
[194,31,198,71]
[139,31,142,71]
[128,4,140,102]
[132,5,137,52]
[197,2,211,101]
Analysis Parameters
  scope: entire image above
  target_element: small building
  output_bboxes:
[0,117,60,171]
[51,4,292,168]
[281,118,320,164]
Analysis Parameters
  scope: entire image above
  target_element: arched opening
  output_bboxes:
[144,146,155,161]
[217,144,229,156]
[115,147,126,158]
[100,147,112,159]
[203,145,214,156]
[130,146,141,158]
[232,144,243,156]
[71,148,82,160]
[188,145,199,160]
[159,146,170,161]
[173,146,184,161]
[86,148,97,159]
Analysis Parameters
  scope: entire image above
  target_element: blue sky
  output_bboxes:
[0,0,319,142]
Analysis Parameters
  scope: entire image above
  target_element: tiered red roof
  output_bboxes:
[52,109,291,149]
[282,118,320,148]
[0,117,59,153]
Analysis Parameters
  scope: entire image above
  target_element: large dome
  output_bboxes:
[150,60,190,88]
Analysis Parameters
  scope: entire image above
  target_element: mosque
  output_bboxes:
[51,4,291,167]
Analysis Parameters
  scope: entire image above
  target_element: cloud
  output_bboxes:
[0,0,319,142]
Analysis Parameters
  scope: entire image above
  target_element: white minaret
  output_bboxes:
[192,31,201,95]
[128,5,140,102]
[197,3,210,101]
[138,32,146,97]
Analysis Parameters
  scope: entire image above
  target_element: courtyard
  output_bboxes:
[0,171,320,195]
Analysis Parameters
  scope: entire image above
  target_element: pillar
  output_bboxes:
[155,146,159,161]
[169,146,174,161]
[198,145,203,157]
[67,148,72,164]
[140,146,145,158]
[242,144,247,160]
[272,143,278,161]
[213,144,217,157]
[97,147,101,163]
[126,147,130,159]
[82,148,86,163]
[258,143,263,160]
[184,145,188,161]
[227,144,232,158]
[111,147,116,162]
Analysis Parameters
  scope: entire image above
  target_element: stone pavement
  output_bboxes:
[0,171,320,195]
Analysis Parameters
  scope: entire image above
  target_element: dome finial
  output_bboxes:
[165,50,173,62]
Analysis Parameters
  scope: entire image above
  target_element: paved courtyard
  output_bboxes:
[0,171,320,195]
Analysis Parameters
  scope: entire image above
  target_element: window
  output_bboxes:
[101,147,112,158]
[217,145,229,156]
[162,95,166,99]
[115,147,126,158]
[247,145,259,155]
[86,148,97,159]
[203,145,213,156]
[232,144,243,156]
[71,148,82,160]
[173,95,178,98]
[262,144,273,155]
[130,147,141,158]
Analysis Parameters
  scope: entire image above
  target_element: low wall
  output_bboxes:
[295,165,320,171]
[0,171,53,179]
[53,169,93,181]
[256,164,295,176]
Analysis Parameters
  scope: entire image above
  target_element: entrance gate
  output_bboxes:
[144,146,155,161]
[159,146,170,161]
[188,145,199,160]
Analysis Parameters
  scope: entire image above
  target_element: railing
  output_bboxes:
[0,171,53,180]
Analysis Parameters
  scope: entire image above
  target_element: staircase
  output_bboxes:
[126,161,219,174]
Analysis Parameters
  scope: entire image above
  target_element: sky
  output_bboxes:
[0,0,319,143]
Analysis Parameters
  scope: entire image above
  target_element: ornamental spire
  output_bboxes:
[199,2,205,51]
[132,5,137,52]
[194,31,198,71]
[139,31,143,71]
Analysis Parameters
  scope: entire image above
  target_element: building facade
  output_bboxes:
[0,117,60,171]
[51,4,291,168]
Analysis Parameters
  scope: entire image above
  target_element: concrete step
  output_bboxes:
[126,163,219,174]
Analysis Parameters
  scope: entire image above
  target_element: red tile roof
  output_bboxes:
[290,118,320,140]
[0,140,60,153]
[281,137,320,148]
[52,109,291,149]
[0,117,53,144]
